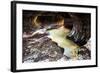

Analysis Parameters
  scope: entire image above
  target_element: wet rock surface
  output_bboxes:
[78,46,91,60]
[23,33,64,62]
[78,40,91,60]
[23,32,91,63]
